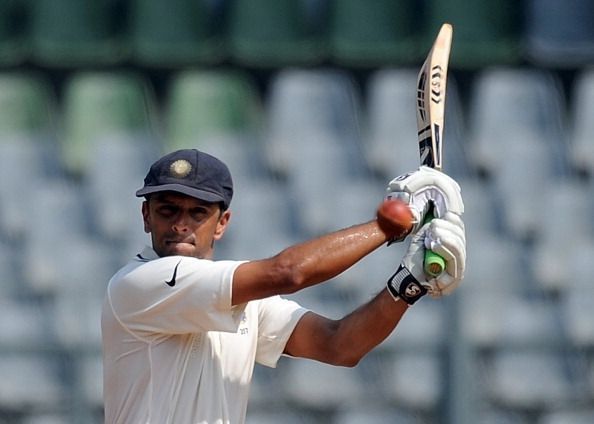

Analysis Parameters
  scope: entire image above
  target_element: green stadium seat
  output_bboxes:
[164,70,263,151]
[0,73,59,238]
[328,0,421,66]
[30,0,124,66]
[424,0,522,68]
[227,0,325,67]
[0,0,28,65]
[61,72,157,176]
[129,0,225,67]
[0,72,54,139]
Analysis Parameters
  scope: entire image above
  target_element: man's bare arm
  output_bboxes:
[283,289,409,366]
[232,219,399,305]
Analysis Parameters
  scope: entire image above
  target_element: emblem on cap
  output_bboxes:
[169,159,192,178]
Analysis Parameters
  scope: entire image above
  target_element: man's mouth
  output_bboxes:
[166,239,195,246]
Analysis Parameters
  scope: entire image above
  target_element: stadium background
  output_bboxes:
[1,0,594,423]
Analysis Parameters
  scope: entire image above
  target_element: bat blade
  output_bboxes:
[416,23,453,277]
[416,23,452,172]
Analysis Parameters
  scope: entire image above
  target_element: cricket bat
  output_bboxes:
[416,23,453,277]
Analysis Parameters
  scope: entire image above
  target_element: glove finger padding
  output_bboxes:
[386,166,464,234]
[426,215,466,278]
[387,215,466,303]
[424,215,466,297]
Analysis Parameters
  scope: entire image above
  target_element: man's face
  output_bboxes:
[141,192,230,259]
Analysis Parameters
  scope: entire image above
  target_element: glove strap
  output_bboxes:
[386,265,427,305]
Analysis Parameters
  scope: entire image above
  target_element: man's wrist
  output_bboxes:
[386,265,427,305]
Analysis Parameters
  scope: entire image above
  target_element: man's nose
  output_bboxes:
[172,215,190,232]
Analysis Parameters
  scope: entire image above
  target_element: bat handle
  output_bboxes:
[423,208,446,277]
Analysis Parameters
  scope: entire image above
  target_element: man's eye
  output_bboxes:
[158,206,177,215]
[191,209,208,219]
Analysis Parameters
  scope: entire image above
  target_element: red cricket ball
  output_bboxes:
[376,198,414,239]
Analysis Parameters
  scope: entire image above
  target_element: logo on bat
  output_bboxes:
[430,65,444,104]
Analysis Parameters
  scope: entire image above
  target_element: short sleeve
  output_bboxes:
[107,256,247,338]
[255,296,308,368]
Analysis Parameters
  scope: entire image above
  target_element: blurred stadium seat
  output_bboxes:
[0,72,56,140]
[463,294,561,348]
[382,351,443,411]
[0,138,60,239]
[530,179,594,293]
[86,135,159,244]
[485,350,574,411]
[0,354,66,413]
[491,131,560,241]
[20,180,114,295]
[264,68,365,178]
[227,0,325,67]
[286,131,365,236]
[0,297,54,348]
[456,176,499,237]
[52,291,104,349]
[560,255,594,347]
[539,409,594,424]
[525,0,594,68]
[333,405,420,424]
[460,231,529,295]
[0,0,28,65]
[474,409,532,424]
[30,0,124,66]
[283,358,367,411]
[129,0,225,66]
[21,413,75,424]
[61,71,157,177]
[78,353,104,411]
[568,68,594,176]
[562,289,594,349]
[328,0,420,66]
[245,409,317,424]
[221,177,298,260]
[380,299,447,351]
[0,73,60,239]
[364,68,418,178]
[164,69,263,152]
[467,68,567,178]
[0,242,20,297]
[424,0,522,68]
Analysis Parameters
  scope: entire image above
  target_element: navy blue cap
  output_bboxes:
[136,149,233,209]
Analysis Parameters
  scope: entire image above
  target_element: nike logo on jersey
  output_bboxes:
[165,260,182,287]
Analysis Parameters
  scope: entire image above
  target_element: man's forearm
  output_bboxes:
[330,289,409,366]
[233,221,390,304]
[284,288,409,366]
[280,220,389,289]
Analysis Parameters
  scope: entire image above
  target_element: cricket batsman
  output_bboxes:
[102,149,465,423]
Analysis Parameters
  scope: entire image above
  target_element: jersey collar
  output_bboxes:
[136,246,159,262]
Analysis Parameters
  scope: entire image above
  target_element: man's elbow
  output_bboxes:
[333,356,361,368]
[324,336,366,367]
[269,255,308,294]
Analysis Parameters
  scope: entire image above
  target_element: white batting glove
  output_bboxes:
[386,214,466,304]
[386,166,464,235]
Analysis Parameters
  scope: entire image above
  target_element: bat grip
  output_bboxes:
[423,208,446,277]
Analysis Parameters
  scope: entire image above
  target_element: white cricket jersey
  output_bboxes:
[102,247,308,424]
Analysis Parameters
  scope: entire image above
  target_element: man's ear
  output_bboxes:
[214,209,231,241]
[141,201,151,233]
